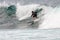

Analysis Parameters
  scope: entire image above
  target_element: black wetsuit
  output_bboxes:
[31,12,37,18]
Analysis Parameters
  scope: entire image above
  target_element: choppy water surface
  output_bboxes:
[0,29,60,40]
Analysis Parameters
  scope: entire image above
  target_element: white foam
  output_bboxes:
[0,1,9,7]
[39,6,60,29]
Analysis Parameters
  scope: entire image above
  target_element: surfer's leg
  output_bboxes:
[28,20,34,25]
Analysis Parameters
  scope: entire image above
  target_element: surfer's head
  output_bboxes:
[32,11,37,14]
[32,11,34,13]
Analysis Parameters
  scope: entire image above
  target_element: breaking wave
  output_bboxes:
[0,1,60,29]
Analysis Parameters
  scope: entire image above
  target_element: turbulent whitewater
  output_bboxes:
[0,2,60,29]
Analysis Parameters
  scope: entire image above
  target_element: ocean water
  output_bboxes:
[0,29,60,40]
[0,0,60,40]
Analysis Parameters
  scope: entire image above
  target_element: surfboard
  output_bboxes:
[28,18,40,25]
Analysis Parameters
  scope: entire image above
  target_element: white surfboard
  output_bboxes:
[28,18,40,25]
[34,18,40,22]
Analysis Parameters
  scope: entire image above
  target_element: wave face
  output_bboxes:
[0,1,60,29]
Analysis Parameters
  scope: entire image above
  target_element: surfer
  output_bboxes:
[30,8,43,24]
[31,11,38,19]
[31,8,43,19]
[30,11,38,24]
